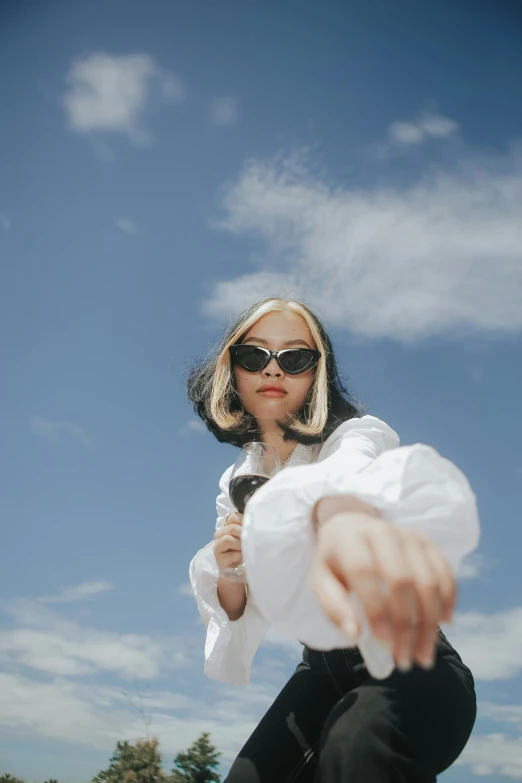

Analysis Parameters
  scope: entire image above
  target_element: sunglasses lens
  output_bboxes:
[234,346,268,371]
[279,350,314,374]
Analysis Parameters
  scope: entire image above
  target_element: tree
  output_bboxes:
[92,737,166,783]
[170,733,221,783]
[0,776,26,783]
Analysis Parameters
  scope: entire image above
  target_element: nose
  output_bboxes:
[263,357,282,377]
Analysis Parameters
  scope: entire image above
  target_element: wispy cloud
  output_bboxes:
[440,605,522,681]
[38,580,114,605]
[388,112,459,145]
[63,52,184,145]
[0,597,283,766]
[210,96,239,127]
[177,583,193,597]
[1,599,189,680]
[455,732,522,779]
[0,671,268,765]
[183,420,206,434]
[204,132,522,343]
[0,213,10,230]
[115,217,137,234]
[457,551,490,581]
[29,415,94,448]
[261,627,303,658]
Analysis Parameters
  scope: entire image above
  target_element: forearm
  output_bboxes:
[217,577,247,621]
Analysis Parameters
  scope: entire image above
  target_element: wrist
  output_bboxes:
[312,494,381,534]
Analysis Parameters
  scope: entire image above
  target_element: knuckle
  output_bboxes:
[395,616,415,633]
[355,565,376,582]
[421,581,440,601]
[422,578,439,592]
[367,606,388,625]
[390,575,413,592]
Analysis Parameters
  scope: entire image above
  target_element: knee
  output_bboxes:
[319,689,395,772]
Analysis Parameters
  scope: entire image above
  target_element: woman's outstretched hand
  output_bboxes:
[311,505,457,671]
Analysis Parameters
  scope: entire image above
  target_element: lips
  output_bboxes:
[258,386,287,394]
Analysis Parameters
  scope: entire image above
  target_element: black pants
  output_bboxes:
[225,628,476,782]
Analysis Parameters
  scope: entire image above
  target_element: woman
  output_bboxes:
[187,297,478,782]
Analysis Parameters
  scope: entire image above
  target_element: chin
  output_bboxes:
[255,404,297,423]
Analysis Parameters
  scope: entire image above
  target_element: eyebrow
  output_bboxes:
[242,336,314,349]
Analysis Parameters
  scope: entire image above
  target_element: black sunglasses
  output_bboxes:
[229,344,321,375]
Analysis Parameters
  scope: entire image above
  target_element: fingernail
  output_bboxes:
[397,658,412,672]
[342,617,359,640]
[419,654,435,670]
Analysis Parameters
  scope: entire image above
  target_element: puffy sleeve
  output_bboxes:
[241,415,480,652]
[188,464,270,686]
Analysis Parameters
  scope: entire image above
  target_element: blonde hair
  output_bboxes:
[209,298,329,436]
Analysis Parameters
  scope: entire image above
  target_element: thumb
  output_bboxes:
[312,558,360,642]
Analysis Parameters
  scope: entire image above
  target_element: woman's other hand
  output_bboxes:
[214,512,244,571]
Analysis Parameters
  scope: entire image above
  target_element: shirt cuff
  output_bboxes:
[189,543,270,685]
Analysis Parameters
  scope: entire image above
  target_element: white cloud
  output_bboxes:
[0,671,271,765]
[204,141,522,342]
[0,599,189,680]
[38,580,113,604]
[211,96,239,127]
[115,217,137,234]
[177,583,193,596]
[184,420,206,434]
[388,121,425,145]
[0,213,10,230]
[440,605,522,681]
[388,112,459,145]
[419,113,459,138]
[457,551,491,581]
[29,415,94,448]
[0,597,285,766]
[63,52,184,144]
[479,702,522,729]
[455,733,522,779]
[261,627,303,658]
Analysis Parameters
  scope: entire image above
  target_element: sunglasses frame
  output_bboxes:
[229,344,321,375]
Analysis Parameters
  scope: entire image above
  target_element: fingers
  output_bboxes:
[215,524,242,540]
[224,512,243,527]
[398,535,440,668]
[214,533,242,553]
[311,556,361,643]
[327,520,400,642]
[321,519,453,672]
[425,540,456,622]
[361,524,422,669]
[218,550,243,569]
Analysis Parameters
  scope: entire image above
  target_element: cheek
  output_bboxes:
[288,375,315,406]
[234,370,256,398]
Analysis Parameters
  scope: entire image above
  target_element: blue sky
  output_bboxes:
[1,0,522,780]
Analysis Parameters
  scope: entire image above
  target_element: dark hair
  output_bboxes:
[185,298,363,448]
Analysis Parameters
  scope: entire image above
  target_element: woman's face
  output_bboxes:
[233,310,317,428]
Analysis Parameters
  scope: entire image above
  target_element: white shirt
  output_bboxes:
[189,415,480,686]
